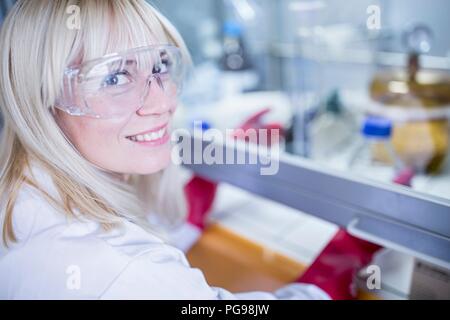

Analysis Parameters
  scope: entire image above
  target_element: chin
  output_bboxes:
[131,152,172,175]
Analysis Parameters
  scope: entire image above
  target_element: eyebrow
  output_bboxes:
[107,59,138,73]
[84,57,159,80]
[124,60,137,66]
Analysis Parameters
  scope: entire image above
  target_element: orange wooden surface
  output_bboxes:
[187,224,306,292]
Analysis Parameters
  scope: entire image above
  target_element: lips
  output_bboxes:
[126,123,169,143]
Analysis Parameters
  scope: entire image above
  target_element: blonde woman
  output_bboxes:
[0,0,334,299]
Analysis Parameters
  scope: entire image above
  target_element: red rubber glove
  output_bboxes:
[184,175,218,231]
[296,229,381,300]
[185,107,284,231]
[232,107,284,146]
[393,167,415,187]
[295,157,416,299]
[169,176,217,252]
[179,108,284,252]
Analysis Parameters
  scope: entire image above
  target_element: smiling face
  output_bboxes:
[49,0,190,177]
[55,73,177,175]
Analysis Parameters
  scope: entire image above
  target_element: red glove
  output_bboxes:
[185,108,285,231]
[295,161,415,299]
[184,175,218,230]
[232,108,284,146]
[296,229,381,300]
[169,176,217,253]
[393,167,415,187]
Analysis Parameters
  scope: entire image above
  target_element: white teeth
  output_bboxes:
[129,128,166,142]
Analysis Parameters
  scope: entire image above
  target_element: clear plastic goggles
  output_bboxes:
[57,44,185,119]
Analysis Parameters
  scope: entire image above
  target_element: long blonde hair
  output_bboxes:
[0,0,190,245]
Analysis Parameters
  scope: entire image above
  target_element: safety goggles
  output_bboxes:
[56,44,185,119]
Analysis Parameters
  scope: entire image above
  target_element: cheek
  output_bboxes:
[64,118,125,169]
[57,112,173,175]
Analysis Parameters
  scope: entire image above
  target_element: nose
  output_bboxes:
[136,75,172,116]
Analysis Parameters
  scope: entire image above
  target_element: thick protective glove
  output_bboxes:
[296,229,381,300]
[231,107,284,146]
[185,107,283,232]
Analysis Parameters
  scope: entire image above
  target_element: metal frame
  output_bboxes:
[181,134,450,269]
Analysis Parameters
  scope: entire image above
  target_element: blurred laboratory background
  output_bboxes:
[154,2,450,298]
[152,0,450,200]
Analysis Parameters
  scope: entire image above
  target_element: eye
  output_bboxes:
[101,71,131,87]
[152,56,171,75]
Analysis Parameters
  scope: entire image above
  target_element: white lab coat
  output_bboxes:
[0,164,330,300]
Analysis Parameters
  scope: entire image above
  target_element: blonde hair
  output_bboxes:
[0,0,190,245]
